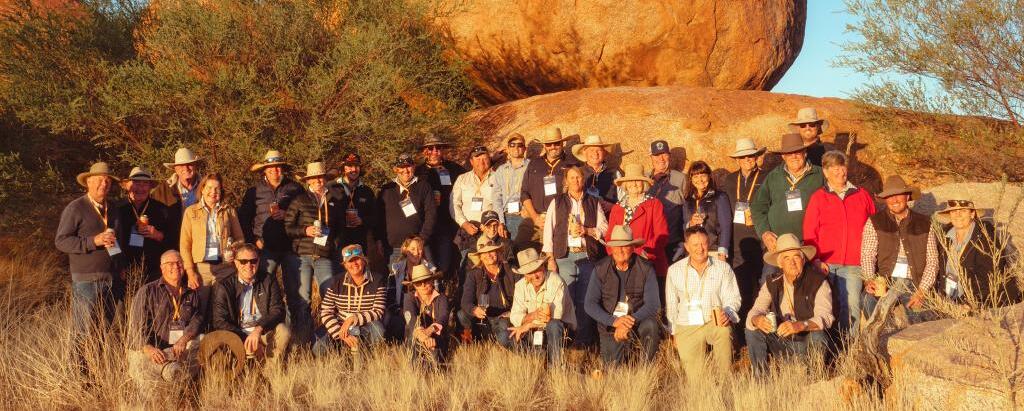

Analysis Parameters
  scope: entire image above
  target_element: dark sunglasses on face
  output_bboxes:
[237,258,258,266]
[424,146,443,152]
[947,200,974,208]
[797,123,817,129]
[543,142,561,147]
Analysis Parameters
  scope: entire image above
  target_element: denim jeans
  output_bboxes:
[284,255,335,345]
[504,214,524,245]
[828,264,863,334]
[457,310,513,348]
[744,328,826,375]
[556,252,597,347]
[430,233,456,277]
[312,320,385,357]
[259,250,289,278]
[71,278,115,339]
[598,317,661,367]
[861,278,926,324]
[519,320,566,365]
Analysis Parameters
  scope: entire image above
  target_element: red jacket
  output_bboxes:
[802,185,876,266]
[606,198,669,276]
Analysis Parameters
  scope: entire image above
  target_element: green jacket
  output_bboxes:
[750,164,824,240]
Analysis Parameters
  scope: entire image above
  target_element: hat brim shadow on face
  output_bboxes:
[76,173,119,187]
[728,147,767,158]
[763,246,817,267]
[788,119,830,133]
[606,239,645,248]
[512,260,547,275]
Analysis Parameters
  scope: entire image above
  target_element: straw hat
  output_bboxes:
[403,264,441,285]
[788,107,830,130]
[614,163,654,186]
[76,162,120,187]
[876,175,920,200]
[937,199,978,214]
[250,150,290,172]
[763,233,817,266]
[124,166,158,182]
[471,236,505,256]
[512,248,548,275]
[297,162,328,181]
[162,147,202,169]
[535,127,569,145]
[198,330,246,380]
[606,225,645,247]
[771,133,815,154]
[729,138,767,158]
[571,135,614,161]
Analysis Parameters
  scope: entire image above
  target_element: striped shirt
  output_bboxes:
[320,271,386,337]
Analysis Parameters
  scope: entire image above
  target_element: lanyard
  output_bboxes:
[165,285,183,321]
[544,157,562,176]
[313,191,329,224]
[736,169,760,202]
[204,202,221,241]
[785,167,808,190]
[131,199,150,220]
[571,195,586,224]
[342,181,357,208]
[473,171,490,197]
[90,199,109,229]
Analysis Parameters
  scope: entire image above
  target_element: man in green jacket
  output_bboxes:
[750,133,824,282]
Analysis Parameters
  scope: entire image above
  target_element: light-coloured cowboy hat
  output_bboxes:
[250,150,291,172]
[512,248,548,275]
[614,163,654,186]
[770,133,815,154]
[788,107,830,130]
[297,162,328,181]
[163,147,202,169]
[76,162,120,187]
[606,225,645,247]
[198,330,246,380]
[876,175,920,200]
[123,166,158,182]
[571,135,614,161]
[729,138,767,158]
[403,264,441,285]
[937,198,978,214]
[763,233,817,266]
[471,236,505,256]
[535,127,569,145]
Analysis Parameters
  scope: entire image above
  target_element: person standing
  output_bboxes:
[646,140,689,264]
[520,128,581,248]
[572,135,621,213]
[606,164,669,277]
[151,148,202,247]
[492,133,530,244]
[326,152,375,251]
[788,108,829,167]
[376,154,438,264]
[450,145,499,268]
[238,150,304,277]
[416,133,467,282]
[679,161,732,262]
[179,174,245,293]
[118,167,170,284]
[720,138,768,325]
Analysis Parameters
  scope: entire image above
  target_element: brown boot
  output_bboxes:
[460,329,473,344]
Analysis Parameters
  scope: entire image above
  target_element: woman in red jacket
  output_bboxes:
[606,163,669,277]
[802,150,876,334]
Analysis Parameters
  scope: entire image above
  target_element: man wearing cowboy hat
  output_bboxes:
[520,127,581,248]
[584,225,662,367]
[744,234,834,375]
[750,133,824,281]
[117,166,171,284]
[315,244,386,355]
[283,161,341,346]
[860,176,939,322]
[415,133,467,282]
[936,198,1020,308]
[573,135,622,212]
[402,264,450,368]
[151,147,202,246]
[646,139,689,265]
[326,152,376,251]
[459,236,518,347]
[721,138,768,324]
[493,133,531,243]
[376,154,438,265]
[508,248,576,365]
[126,250,203,393]
[238,149,304,278]
[788,107,829,167]
[56,161,126,343]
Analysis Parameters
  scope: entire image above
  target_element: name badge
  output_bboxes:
[206,247,220,260]
[168,325,184,345]
[129,230,145,248]
[945,277,961,299]
[543,175,557,197]
[532,330,544,346]
[313,226,330,246]
[400,198,417,217]
[567,235,583,248]
[613,301,629,318]
[107,240,122,256]
[786,189,803,212]
[439,171,451,186]
[470,197,484,212]
[733,202,749,224]
[506,200,520,214]
[686,300,704,326]
[892,255,910,279]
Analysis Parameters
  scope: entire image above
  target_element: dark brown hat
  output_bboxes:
[876,175,920,199]
[771,133,814,154]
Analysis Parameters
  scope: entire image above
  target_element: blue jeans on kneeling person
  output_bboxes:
[555,252,597,347]
[516,320,566,365]
[312,320,385,357]
[598,317,661,367]
[456,309,513,349]
[744,328,826,375]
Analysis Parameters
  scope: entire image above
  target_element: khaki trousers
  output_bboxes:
[673,323,733,380]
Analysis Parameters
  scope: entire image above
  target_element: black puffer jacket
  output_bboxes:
[209,271,286,337]
[237,179,304,253]
[285,190,340,258]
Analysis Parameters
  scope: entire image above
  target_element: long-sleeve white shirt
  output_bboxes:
[541,195,608,254]
[665,256,741,334]
[450,169,497,225]
[509,272,576,330]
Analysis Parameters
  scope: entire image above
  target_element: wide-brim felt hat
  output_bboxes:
[250,150,291,172]
[770,133,815,154]
[163,147,202,169]
[788,107,831,131]
[403,264,441,285]
[198,330,246,380]
[729,138,767,158]
[876,175,920,200]
[124,166,158,182]
[76,162,120,187]
[606,225,645,247]
[535,127,569,145]
[512,248,548,275]
[471,236,505,256]
[571,135,614,161]
[763,233,817,267]
[614,163,654,186]
[420,133,452,149]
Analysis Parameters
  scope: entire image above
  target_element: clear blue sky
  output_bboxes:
[773,0,867,98]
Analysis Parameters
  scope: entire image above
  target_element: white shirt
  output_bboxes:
[450,169,497,225]
[665,256,741,334]
[541,194,608,254]
[509,272,576,330]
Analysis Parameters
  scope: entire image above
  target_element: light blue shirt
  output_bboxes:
[238,278,261,329]
[492,158,530,218]
[202,202,221,261]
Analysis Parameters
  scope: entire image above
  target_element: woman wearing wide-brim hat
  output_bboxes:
[935,198,1019,307]
[401,264,450,368]
[606,163,669,276]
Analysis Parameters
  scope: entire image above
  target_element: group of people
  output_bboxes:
[56,107,1019,390]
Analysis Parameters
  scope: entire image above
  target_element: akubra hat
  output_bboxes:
[614,163,654,186]
[403,264,441,285]
[789,107,830,131]
[535,127,569,145]
[250,150,291,172]
[937,198,978,214]
[124,166,158,182]
[571,135,614,161]
[198,330,246,380]
[297,162,328,181]
[471,236,505,256]
[606,225,645,247]
[76,162,120,187]
[503,132,526,146]
[771,133,814,154]
[163,147,202,169]
[729,138,767,158]
[512,248,548,275]
[420,133,451,149]
[876,175,920,200]
[762,233,817,267]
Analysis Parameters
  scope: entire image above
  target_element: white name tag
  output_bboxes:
[439,172,451,186]
[107,240,122,256]
[400,198,417,217]
[568,235,583,248]
[129,231,145,248]
[206,247,219,260]
[532,330,544,346]
[313,234,329,246]
[168,328,183,345]
[945,277,961,299]
[686,301,704,326]
[613,301,629,318]
[892,256,910,279]
[733,202,749,224]
[470,197,484,212]
[786,189,803,212]
[506,200,520,213]
[543,175,557,197]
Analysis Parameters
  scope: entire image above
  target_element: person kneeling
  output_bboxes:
[403,264,449,369]
[744,234,833,375]
[508,248,576,366]
[459,237,518,347]
[315,245,386,356]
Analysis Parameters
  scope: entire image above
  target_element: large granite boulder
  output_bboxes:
[436,0,806,103]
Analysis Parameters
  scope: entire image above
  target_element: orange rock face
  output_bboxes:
[435,0,806,104]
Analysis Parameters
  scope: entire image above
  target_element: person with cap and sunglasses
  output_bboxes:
[118,166,171,285]
[585,225,662,368]
[720,138,768,326]
[508,248,576,365]
[492,133,530,244]
[788,107,829,167]
[646,139,689,265]
[860,175,939,323]
[56,161,126,346]
[376,153,438,265]
[459,236,519,346]
[520,127,582,248]
[238,149,304,279]
[315,244,386,356]
[283,161,341,346]
[465,210,514,267]
[326,152,376,252]
[402,264,450,369]
[750,133,825,282]
[151,147,203,246]
[936,198,1020,308]
[572,135,622,213]
[744,234,834,375]
[416,133,467,284]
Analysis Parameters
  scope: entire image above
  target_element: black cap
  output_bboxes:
[470,145,489,157]
[341,152,361,167]
[394,153,415,168]
[481,210,500,224]
[650,140,670,156]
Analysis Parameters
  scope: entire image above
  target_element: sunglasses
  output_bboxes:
[237,258,258,266]
[543,142,562,147]
[343,247,363,259]
[947,200,974,208]
[423,146,444,152]
[736,154,758,160]
[797,123,818,129]
[507,142,524,148]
